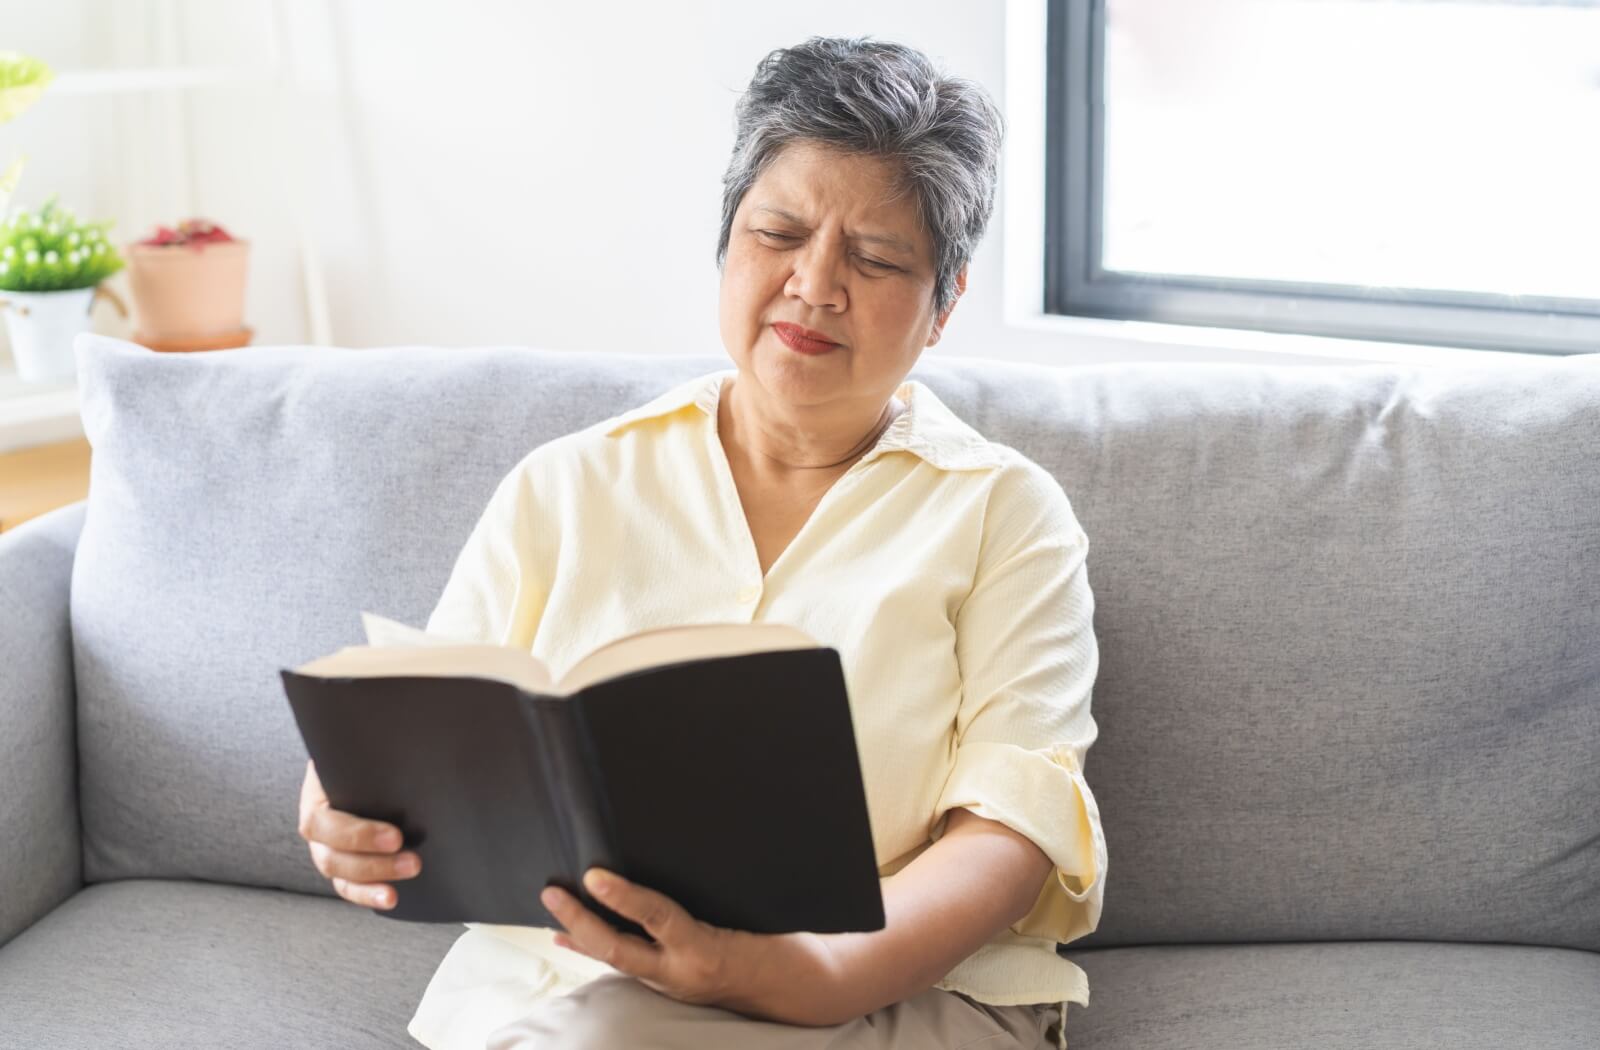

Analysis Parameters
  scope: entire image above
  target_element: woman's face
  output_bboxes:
[718,141,964,416]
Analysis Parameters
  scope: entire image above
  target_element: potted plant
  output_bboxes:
[125,218,252,352]
[0,195,128,383]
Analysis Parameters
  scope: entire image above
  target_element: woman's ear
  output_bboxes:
[926,267,969,348]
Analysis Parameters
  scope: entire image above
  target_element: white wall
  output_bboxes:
[1,0,1536,378]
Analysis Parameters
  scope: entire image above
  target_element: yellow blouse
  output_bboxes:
[407,368,1107,1050]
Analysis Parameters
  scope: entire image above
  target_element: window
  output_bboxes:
[1045,0,1600,355]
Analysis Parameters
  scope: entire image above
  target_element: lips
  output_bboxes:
[771,322,841,355]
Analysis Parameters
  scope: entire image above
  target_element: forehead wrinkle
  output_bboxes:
[752,204,918,256]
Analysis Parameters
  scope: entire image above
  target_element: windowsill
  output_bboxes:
[1000,310,1551,368]
[0,305,1560,458]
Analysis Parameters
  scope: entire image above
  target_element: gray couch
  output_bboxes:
[2,332,1597,1048]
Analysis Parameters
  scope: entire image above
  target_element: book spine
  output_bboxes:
[535,698,620,889]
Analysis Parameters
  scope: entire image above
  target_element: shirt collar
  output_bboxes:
[602,368,1003,473]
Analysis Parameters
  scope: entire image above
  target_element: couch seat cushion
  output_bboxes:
[1060,940,1600,1048]
[0,878,462,1048]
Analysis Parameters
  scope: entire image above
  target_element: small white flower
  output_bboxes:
[0,261,8,276]
[45,222,60,236]
[1,244,12,259]
[25,249,38,264]
[44,250,59,264]
[67,231,81,247]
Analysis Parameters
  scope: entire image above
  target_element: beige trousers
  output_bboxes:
[483,972,1067,1050]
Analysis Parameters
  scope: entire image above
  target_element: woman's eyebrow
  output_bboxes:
[752,205,915,255]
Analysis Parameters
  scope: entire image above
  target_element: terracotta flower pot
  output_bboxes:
[124,238,250,343]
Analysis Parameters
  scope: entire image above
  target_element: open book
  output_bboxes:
[279,613,885,940]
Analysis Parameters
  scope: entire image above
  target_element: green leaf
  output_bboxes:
[0,191,124,292]
[0,52,53,124]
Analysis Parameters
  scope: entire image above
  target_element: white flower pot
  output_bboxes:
[0,285,117,384]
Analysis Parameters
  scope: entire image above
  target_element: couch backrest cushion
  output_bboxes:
[71,333,1600,952]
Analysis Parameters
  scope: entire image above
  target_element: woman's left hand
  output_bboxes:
[541,867,838,1022]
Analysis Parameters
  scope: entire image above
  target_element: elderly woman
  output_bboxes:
[298,34,1106,1050]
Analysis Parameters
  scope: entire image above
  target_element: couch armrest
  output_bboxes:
[0,499,86,948]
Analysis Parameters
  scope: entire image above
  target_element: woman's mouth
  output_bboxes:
[772,322,841,355]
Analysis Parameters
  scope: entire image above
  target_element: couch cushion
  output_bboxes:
[1,884,1593,1049]
[956,352,1600,955]
[70,334,1600,955]
[1060,939,1600,1049]
[71,335,727,898]
[0,879,462,1047]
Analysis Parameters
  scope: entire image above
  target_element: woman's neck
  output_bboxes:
[719,375,904,479]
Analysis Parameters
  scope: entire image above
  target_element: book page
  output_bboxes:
[361,610,465,649]
[557,621,820,694]
[292,613,822,698]
[287,612,556,695]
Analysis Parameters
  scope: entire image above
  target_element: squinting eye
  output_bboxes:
[755,231,896,272]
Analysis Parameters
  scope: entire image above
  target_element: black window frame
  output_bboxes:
[1044,0,1600,357]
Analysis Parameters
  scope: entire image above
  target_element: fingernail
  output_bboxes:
[584,869,610,895]
[374,888,393,908]
[379,829,401,850]
[541,887,560,909]
[396,854,419,876]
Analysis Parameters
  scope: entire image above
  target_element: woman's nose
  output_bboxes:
[784,244,847,311]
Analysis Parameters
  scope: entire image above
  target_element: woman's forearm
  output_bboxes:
[765,807,1054,1027]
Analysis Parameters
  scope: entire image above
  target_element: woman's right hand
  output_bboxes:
[298,758,423,910]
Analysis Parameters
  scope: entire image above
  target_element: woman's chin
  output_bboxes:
[748,352,850,407]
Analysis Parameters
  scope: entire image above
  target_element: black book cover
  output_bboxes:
[280,646,885,941]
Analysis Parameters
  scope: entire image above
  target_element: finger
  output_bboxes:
[551,931,596,962]
[583,868,691,945]
[332,876,398,910]
[310,841,422,882]
[302,804,405,854]
[541,885,659,976]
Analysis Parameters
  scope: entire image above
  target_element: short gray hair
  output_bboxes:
[715,36,1004,319]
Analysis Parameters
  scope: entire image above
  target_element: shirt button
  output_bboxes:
[736,584,762,604]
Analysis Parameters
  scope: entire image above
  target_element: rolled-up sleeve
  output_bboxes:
[931,461,1107,946]
[423,454,550,650]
